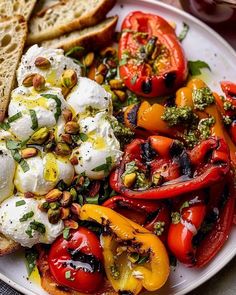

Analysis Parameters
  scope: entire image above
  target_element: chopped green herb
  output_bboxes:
[29,220,46,234]
[110,264,120,280]
[162,106,194,126]
[15,200,26,207]
[9,148,30,172]
[178,22,189,42]
[65,270,71,280]
[25,229,33,238]
[8,112,22,123]
[65,46,84,57]
[223,115,232,125]
[29,109,38,130]
[110,120,134,148]
[0,122,10,130]
[25,249,38,276]
[86,194,99,205]
[171,212,181,224]
[223,100,234,111]
[41,94,62,121]
[20,211,34,222]
[192,87,215,110]
[19,158,30,173]
[6,140,22,150]
[188,60,211,76]
[180,201,190,212]
[63,227,70,240]
[153,221,165,236]
[79,133,88,142]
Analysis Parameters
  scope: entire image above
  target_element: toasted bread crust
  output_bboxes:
[27,0,116,45]
[42,16,118,52]
[0,0,37,21]
[0,233,20,256]
[0,15,27,122]
[37,246,117,295]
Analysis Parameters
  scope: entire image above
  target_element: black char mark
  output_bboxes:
[118,291,134,295]
[170,141,192,177]
[127,103,141,129]
[164,71,177,89]
[68,249,103,273]
[141,142,157,164]
[142,79,152,94]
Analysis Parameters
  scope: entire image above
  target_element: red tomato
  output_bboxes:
[48,227,104,293]
[118,11,188,98]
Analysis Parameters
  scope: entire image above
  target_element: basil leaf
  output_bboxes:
[29,109,38,131]
[19,158,30,173]
[6,140,21,150]
[25,249,38,276]
[178,22,189,42]
[20,211,34,222]
[63,228,70,240]
[8,112,22,123]
[92,157,113,175]
[92,163,108,172]
[41,94,62,121]
[188,60,211,76]
[0,122,10,130]
[65,46,84,57]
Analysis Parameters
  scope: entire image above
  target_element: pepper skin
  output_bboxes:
[110,136,230,200]
[119,11,188,97]
[167,191,207,266]
[103,195,170,242]
[79,204,170,295]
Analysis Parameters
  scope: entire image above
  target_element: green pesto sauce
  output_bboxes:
[161,106,194,126]
[198,117,215,140]
[192,87,215,110]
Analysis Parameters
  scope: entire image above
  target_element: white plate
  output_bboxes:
[1,0,236,294]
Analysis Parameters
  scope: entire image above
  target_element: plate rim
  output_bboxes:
[1,0,236,294]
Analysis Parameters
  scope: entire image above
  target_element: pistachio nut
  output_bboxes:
[70,203,81,217]
[48,208,61,224]
[95,74,104,85]
[35,57,51,69]
[60,191,72,207]
[21,147,38,159]
[45,189,63,203]
[109,79,124,90]
[114,90,126,102]
[64,121,80,134]
[61,133,72,144]
[24,191,35,198]
[33,74,46,92]
[62,109,73,122]
[97,63,108,75]
[61,69,77,89]
[64,219,79,229]
[30,127,49,144]
[60,207,70,220]
[70,155,78,166]
[22,73,37,87]
[84,52,95,67]
[55,142,71,156]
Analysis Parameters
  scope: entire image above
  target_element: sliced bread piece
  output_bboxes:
[0,15,27,122]
[27,0,116,45]
[42,15,118,52]
[0,233,20,256]
[0,0,37,21]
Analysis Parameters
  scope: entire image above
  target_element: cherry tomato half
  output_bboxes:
[48,227,104,294]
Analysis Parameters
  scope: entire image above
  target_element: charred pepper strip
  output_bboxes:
[167,191,207,266]
[79,204,170,295]
[103,196,170,242]
[110,136,230,200]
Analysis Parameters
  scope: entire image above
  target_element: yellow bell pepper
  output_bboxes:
[79,204,170,295]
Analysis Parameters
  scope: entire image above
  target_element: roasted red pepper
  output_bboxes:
[118,11,188,98]
[167,174,235,267]
[110,136,230,200]
[167,191,207,266]
[103,195,170,242]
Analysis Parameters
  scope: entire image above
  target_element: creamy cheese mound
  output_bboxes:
[0,142,15,203]
[71,112,122,179]
[67,77,112,116]
[17,45,81,87]
[8,86,68,140]
[14,152,74,195]
[0,194,64,248]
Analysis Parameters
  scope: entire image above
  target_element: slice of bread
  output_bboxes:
[0,233,20,256]
[0,0,37,21]
[27,0,116,45]
[42,16,118,52]
[0,15,27,122]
